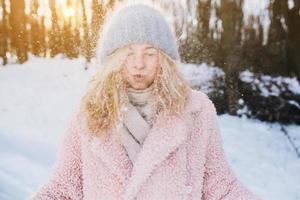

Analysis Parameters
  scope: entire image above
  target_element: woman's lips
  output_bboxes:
[133,74,145,82]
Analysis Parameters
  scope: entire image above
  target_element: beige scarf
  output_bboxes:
[117,84,156,164]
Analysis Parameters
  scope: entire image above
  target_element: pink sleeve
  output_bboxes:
[28,108,83,200]
[201,99,261,200]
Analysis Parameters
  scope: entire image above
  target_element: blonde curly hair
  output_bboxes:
[80,44,191,137]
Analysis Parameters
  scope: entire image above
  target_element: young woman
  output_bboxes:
[28,3,261,200]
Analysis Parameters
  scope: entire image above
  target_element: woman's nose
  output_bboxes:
[134,54,145,70]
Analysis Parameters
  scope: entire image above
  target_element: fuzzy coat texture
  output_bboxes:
[28,89,262,200]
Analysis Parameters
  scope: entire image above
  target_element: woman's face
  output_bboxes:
[122,43,159,90]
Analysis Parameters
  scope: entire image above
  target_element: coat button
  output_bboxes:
[185,185,192,194]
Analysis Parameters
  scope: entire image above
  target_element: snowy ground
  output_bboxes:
[0,56,299,200]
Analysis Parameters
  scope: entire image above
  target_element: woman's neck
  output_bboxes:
[127,83,154,105]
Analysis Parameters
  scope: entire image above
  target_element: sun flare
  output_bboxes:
[63,7,75,18]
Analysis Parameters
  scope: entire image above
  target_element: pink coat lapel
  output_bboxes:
[122,112,188,199]
[89,127,133,185]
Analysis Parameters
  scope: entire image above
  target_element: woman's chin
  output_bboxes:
[129,82,149,90]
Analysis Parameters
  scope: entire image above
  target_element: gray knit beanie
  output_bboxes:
[96,3,180,65]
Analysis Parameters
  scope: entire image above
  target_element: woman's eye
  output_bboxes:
[145,53,155,56]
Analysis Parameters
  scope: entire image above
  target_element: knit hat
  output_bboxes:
[96,3,180,65]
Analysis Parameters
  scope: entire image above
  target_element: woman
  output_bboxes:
[28,3,261,200]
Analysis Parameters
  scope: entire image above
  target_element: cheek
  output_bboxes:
[147,64,158,81]
[147,56,158,66]
[123,63,134,76]
[122,66,130,82]
[146,57,158,73]
[123,61,131,72]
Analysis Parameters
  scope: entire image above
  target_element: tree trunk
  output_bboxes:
[10,0,28,63]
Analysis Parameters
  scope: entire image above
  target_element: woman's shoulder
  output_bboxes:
[186,88,216,114]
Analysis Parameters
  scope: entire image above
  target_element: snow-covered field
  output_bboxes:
[0,56,299,200]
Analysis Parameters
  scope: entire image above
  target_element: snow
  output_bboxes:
[243,0,269,19]
[288,100,300,109]
[0,56,300,200]
[240,69,300,97]
[178,62,224,94]
[220,115,300,200]
[288,0,295,10]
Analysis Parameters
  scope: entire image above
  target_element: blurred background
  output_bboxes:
[1,0,300,123]
[0,0,299,199]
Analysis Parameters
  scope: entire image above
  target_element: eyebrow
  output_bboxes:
[145,46,156,50]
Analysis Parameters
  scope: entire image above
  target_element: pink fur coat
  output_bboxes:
[28,89,261,200]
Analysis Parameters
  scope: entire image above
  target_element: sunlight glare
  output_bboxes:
[63,7,75,18]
